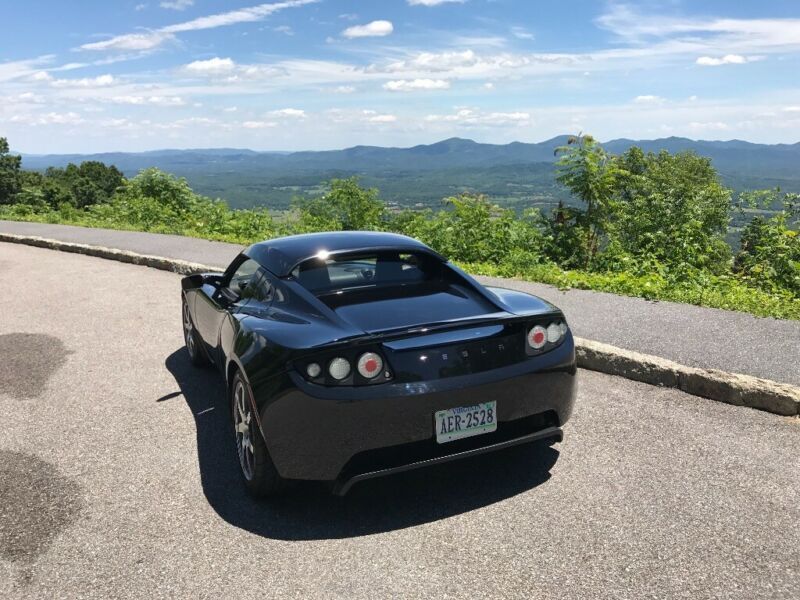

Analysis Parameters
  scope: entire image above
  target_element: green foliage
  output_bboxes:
[615,148,731,273]
[0,135,796,320]
[734,191,799,295]
[0,137,22,204]
[554,134,621,267]
[293,177,385,232]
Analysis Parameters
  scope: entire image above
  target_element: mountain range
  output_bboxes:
[18,136,800,211]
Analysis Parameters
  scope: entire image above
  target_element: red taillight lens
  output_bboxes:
[357,352,383,378]
[527,325,547,349]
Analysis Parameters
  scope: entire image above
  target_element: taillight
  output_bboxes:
[328,357,351,380]
[527,321,567,351]
[527,325,547,349]
[357,352,383,379]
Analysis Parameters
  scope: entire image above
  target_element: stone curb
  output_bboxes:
[3,232,798,417]
[0,232,215,275]
[575,337,800,416]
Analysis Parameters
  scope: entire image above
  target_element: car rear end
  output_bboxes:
[253,249,577,492]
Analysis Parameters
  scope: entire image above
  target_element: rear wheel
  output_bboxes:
[182,297,209,367]
[231,371,286,497]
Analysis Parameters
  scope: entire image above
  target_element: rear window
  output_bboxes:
[291,251,441,294]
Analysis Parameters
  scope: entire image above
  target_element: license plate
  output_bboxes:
[435,401,497,444]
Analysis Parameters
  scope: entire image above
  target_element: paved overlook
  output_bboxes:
[1,243,798,599]
[1,220,798,386]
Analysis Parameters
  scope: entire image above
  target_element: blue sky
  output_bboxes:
[2,0,799,153]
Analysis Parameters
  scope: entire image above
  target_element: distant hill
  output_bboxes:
[17,136,800,211]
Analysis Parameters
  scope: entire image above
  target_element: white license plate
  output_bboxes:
[435,401,497,444]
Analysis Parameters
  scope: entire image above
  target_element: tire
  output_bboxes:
[182,296,210,367]
[230,371,287,497]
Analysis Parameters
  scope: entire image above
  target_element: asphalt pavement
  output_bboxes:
[1,242,798,599]
[2,220,798,385]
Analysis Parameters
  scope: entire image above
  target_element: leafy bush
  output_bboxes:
[734,191,799,295]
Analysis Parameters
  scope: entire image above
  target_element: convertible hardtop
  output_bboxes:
[244,231,445,277]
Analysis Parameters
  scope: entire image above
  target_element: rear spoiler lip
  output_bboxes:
[313,309,564,349]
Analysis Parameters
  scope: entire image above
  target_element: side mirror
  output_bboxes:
[181,273,206,290]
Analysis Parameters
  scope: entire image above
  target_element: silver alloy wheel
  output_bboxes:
[234,380,255,481]
[182,301,196,358]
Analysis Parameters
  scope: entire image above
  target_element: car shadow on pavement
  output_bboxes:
[165,348,560,541]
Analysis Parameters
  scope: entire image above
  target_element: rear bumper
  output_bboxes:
[257,338,577,483]
[332,426,563,495]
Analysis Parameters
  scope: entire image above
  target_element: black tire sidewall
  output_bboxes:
[230,371,284,497]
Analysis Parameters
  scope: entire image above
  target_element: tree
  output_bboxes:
[734,191,799,294]
[554,134,621,268]
[294,177,385,231]
[0,137,22,204]
[615,148,731,272]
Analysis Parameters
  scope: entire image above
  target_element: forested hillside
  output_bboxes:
[17,137,800,212]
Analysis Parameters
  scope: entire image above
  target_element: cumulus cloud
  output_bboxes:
[242,120,277,128]
[342,20,393,38]
[269,108,306,118]
[633,95,665,104]
[11,111,84,126]
[696,54,757,66]
[110,95,186,106]
[367,114,397,123]
[425,108,530,126]
[51,74,117,88]
[383,78,450,91]
[160,0,194,10]
[183,57,237,75]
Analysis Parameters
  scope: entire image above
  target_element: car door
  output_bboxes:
[194,256,261,369]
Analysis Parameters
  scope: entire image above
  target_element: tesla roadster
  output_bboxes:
[181,231,577,496]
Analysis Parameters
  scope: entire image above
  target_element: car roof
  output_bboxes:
[244,231,446,277]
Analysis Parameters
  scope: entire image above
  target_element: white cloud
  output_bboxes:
[242,120,277,128]
[633,95,665,104]
[379,50,478,73]
[332,85,356,93]
[483,82,494,90]
[11,111,84,126]
[80,0,318,52]
[407,0,464,6]
[51,74,117,88]
[183,57,237,75]
[110,95,186,106]
[80,32,175,52]
[696,54,757,66]
[160,0,194,10]
[135,3,148,11]
[383,78,450,92]
[689,121,730,131]
[782,106,800,113]
[274,25,294,35]
[223,106,238,112]
[339,13,358,21]
[269,108,306,118]
[342,20,393,39]
[367,114,397,123]
[511,26,535,40]
[30,71,54,82]
[425,108,530,126]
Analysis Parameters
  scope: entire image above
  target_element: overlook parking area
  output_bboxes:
[0,242,798,599]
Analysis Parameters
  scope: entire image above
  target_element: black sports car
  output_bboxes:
[181,232,577,496]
